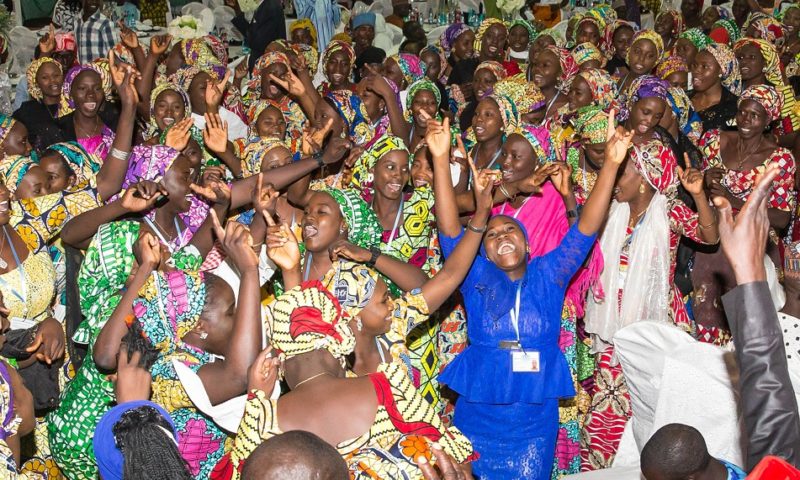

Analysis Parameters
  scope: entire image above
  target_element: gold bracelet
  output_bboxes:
[698,217,716,229]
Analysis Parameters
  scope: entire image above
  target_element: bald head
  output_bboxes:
[241,431,349,480]
[641,424,712,480]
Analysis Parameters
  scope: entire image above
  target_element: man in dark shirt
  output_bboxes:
[227,0,287,71]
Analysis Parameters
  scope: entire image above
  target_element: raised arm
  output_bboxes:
[93,232,160,372]
[136,35,172,119]
[428,117,461,237]
[329,241,429,291]
[578,109,631,236]
[198,220,262,405]
[366,72,410,142]
[95,52,140,200]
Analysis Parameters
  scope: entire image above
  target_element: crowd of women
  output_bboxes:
[0,0,798,478]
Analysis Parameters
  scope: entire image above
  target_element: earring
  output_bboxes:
[639,183,646,194]
[199,331,208,340]
[339,227,346,234]
[356,317,363,332]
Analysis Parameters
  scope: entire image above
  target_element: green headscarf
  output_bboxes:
[322,187,382,250]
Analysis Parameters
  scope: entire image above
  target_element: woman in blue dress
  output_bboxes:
[425,112,633,479]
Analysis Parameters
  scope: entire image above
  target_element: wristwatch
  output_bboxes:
[367,247,381,267]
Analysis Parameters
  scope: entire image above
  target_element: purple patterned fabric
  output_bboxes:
[440,23,472,55]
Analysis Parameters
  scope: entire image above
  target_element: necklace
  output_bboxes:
[735,136,764,171]
[75,115,101,138]
[293,371,331,389]
[628,208,646,228]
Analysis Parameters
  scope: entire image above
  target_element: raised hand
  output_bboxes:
[109,50,141,106]
[205,70,231,110]
[329,239,371,263]
[120,181,167,213]
[716,164,780,284]
[39,24,56,54]
[165,117,193,151]
[321,136,352,165]
[424,117,452,159]
[247,346,281,395]
[201,165,225,186]
[517,163,559,194]
[113,350,153,404]
[366,72,395,99]
[190,179,231,208]
[549,162,573,198]
[604,109,633,166]
[150,34,172,56]
[269,70,306,98]
[234,57,249,84]
[252,173,279,218]
[264,211,301,271]
[118,21,139,50]
[468,157,498,214]
[677,153,705,197]
[301,117,334,156]
[202,113,229,154]
[136,231,162,270]
[210,210,259,270]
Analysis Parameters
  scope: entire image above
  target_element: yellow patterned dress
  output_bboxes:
[218,362,476,480]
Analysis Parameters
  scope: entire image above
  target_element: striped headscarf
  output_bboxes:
[544,45,579,92]
[322,40,356,74]
[702,43,742,95]
[510,19,537,42]
[710,18,741,44]
[322,187,382,250]
[474,18,507,54]
[665,87,703,145]
[739,84,782,122]
[734,38,781,87]
[572,42,606,67]
[516,123,556,164]
[241,137,290,177]
[26,57,62,102]
[146,82,191,140]
[746,14,786,45]
[350,135,409,192]
[655,55,688,81]
[627,29,665,65]
[573,106,609,144]
[574,15,606,44]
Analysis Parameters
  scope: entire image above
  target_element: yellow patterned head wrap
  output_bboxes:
[474,18,507,54]
[267,280,357,365]
[493,74,546,115]
[627,29,665,65]
[241,137,291,177]
[573,106,609,145]
[323,260,380,321]
[290,18,319,49]
[0,154,35,195]
[350,135,410,192]
[27,57,63,102]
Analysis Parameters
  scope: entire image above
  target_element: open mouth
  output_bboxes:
[474,126,486,136]
[413,178,429,187]
[84,102,97,111]
[303,224,318,238]
[331,74,344,83]
[497,241,516,255]
[0,201,9,213]
[163,117,175,126]
[387,183,402,193]
[636,123,649,134]
[268,85,280,95]
[488,46,499,54]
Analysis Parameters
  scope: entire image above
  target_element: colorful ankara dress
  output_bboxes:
[691,129,796,344]
[0,361,21,478]
[582,139,711,470]
[439,221,597,480]
[223,363,475,480]
[134,270,227,479]
[57,64,116,159]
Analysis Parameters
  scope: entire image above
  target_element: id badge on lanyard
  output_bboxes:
[509,282,540,373]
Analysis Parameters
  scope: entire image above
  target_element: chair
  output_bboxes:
[426,25,448,45]
[7,26,37,77]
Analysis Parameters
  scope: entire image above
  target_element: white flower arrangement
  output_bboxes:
[167,11,214,40]
[237,0,261,14]
[496,0,525,14]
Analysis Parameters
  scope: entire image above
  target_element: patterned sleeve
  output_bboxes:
[766,148,796,212]
[375,363,476,463]
[388,290,431,340]
[10,183,101,252]
[698,129,721,171]
[229,389,280,478]
[669,200,703,244]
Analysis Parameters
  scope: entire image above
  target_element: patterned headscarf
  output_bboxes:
[602,20,638,59]
[655,55,688,81]
[475,60,507,82]
[26,57,63,102]
[0,155,34,195]
[350,135,410,192]
[325,260,380,321]
[739,84,782,122]
[678,28,713,51]
[45,141,101,185]
[576,68,618,110]
[290,18,319,49]
[488,93,519,137]
[572,42,606,68]
[325,90,374,146]
[134,270,206,357]
[665,87,703,145]
[405,78,442,121]
[544,45,579,93]
[168,65,218,96]
[516,123,556,164]
[241,137,290,177]
[574,106,609,144]
[390,53,427,88]
[734,38,782,87]
[631,141,678,195]
[574,12,606,43]
[510,19,536,42]
[289,43,319,76]
[146,83,191,140]
[266,281,356,365]
[710,18,741,44]
[474,18,507,54]
[627,30,665,66]
[121,145,182,189]
[623,75,669,121]
[493,74,545,114]
[322,40,356,80]
[420,44,449,84]
[702,43,742,95]
[747,14,786,45]
[246,51,291,102]
[0,115,16,145]
[440,23,473,56]
[656,9,685,36]
[322,188,382,250]
[58,63,113,117]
